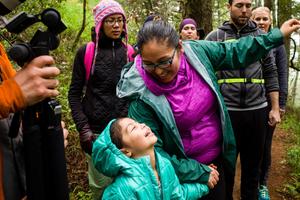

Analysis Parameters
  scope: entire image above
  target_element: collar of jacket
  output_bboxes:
[219,20,259,34]
[98,30,123,48]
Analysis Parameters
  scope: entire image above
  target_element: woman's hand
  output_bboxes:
[280,19,300,37]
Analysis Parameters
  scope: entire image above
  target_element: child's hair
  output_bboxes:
[110,119,123,149]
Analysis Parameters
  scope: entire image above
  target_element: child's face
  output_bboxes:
[119,118,157,157]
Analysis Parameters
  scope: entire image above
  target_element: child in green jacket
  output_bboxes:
[92,117,209,200]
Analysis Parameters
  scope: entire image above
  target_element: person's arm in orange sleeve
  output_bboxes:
[0,43,26,119]
[0,42,60,119]
[0,78,26,119]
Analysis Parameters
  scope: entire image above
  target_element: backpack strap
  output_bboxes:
[84,41,95,82]
[84,42,135,85]
[126,44,135,62]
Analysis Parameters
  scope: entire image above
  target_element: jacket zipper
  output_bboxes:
[237,30,246,107]
[112,41,115,67]
[145,161,161,199]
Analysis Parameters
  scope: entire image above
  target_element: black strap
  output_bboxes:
[10,138,26,197]
[8,112,26,197]
[8,111,22,138]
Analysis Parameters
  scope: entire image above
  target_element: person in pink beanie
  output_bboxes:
[68,0,133,198]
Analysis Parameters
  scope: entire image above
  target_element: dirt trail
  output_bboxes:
[233,128,293,200]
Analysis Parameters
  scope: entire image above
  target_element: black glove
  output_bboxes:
[79,130,96,155]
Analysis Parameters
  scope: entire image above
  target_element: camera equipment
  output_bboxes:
[6,8,69,200]
[0,0,26,16]
[6,8,66,66]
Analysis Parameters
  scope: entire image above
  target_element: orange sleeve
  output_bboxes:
[0,79,26,119]
[0,43,26,119]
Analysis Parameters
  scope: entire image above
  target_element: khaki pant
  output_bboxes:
[86,154,112,200]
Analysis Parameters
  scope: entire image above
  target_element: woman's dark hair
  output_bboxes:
[228,0,233,5]
[137,20,179,52]
[110,119,123,149]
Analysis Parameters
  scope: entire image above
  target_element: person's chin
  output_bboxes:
[149,136,158,145]
[158,77,172,83]
[111,34,121,39]
[238,18,248,24]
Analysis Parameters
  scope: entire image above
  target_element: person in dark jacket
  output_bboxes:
[92,118,209,199]
[68,0,131,198]
[252,6,288,200]
[205,0,281,199]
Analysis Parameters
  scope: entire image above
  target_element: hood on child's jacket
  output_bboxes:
[92,119,150,178]
[92,119,210,200]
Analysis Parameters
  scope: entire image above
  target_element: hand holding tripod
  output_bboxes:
[5,8,69,200]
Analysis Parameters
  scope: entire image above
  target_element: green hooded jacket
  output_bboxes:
[116,29,284,184]
[92,120,209,200]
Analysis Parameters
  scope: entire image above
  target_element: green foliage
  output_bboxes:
[57,1,93,45]
[282,178,300,199]
[212,0,228,29]
[121,0,181,44]
[70,189,92,200]
[9,0,66,15]
[287,147,300,172]
[280,106,300,198]
[281,107,300,138]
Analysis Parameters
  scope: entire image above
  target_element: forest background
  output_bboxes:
[1,0,300,199]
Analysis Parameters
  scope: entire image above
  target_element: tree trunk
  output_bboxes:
[181,0,213,36]
[254,0,263,6]
[278,0,292,59]
[72,0,87,51]
[264,0,273,9]
[291,70,299,106]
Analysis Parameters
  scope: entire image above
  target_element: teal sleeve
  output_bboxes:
[198,28,284,71]
[179,183,209,200]
[128,99,211,184]
[168,160,209,200]
[102,191,122,200]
